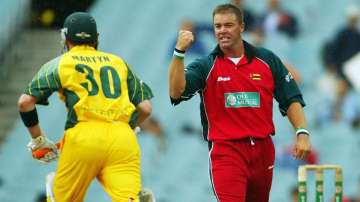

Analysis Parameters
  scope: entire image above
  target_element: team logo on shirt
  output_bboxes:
[250,73,261,80]
[224,92,260,108]
[285,72,294,82]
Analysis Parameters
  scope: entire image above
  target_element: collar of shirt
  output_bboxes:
[227,55,248,66]
[210,40,256,65]
[70,45,96,52]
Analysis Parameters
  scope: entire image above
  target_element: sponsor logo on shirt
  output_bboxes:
[224,92,260,108]
[217,76,231,82]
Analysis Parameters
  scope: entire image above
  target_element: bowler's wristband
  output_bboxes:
[20,108,39,127]
[296,128,310,136]
[173,48,185,60]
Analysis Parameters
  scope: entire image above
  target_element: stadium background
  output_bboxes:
[0,0,360,201]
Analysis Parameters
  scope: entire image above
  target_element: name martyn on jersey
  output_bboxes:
[72,55,111,63]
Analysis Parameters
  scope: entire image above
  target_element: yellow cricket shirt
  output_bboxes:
[25,45,153,129]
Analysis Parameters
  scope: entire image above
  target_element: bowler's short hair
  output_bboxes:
[212,4,244,23]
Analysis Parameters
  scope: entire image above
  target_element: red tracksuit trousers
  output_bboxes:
[209,136,275,202]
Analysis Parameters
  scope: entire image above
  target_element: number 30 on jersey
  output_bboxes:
[75,64,121,99]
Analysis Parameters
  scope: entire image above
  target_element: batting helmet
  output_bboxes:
[61,12,98,44]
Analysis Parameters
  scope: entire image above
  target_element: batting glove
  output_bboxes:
[27,135,58,163]
[139,188,155,202]
[134,126,141,134]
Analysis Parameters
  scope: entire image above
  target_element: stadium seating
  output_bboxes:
[1,0,360,201]
[0,0,29,63]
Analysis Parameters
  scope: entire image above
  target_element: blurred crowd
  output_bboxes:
[2,0,360,201]
[317,4,360,129]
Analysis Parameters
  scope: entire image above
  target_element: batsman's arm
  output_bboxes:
[18,59,61,163]
[18,93,58,157]
[135,100,152,127]
[168,30,194,99]
[18,57,61,137]
[127,67,154,128]
[18,94,42,138]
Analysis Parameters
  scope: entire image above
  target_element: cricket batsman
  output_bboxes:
[18,12,153,202]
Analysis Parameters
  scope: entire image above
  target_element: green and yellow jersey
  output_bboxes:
[25,45,153,129]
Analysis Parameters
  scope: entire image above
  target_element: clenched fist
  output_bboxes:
[175,30,194,51]
[293,133,311,160]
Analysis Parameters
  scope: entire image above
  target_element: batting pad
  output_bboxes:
[46,172,56,202]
